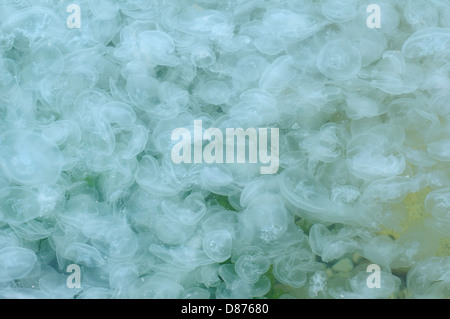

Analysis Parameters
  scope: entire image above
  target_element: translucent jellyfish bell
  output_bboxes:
[162,193,206,226]
[404,0,438,30]
[350,29,387,67]
[196,264,221,288]
[188,165,234,194]
[149,243,212,269]
[273,252,312,288]
[407,257,450,298]
[279,168,332,214]
[64,243,105,268]
[0,247,37,283]
[369,51,420,95]
[300,123,345,163]
[346,129,406,181]
[320,0,358,23]
[85,120,115,156]
[309,224,358,262]
[0,130,63,186]
[83,217,138,260]
[235,254,270,284]
[199,80,230,105]
[0,229,19,250]
[38,271,81,299]
[1,86,37,128]
[287,0,313,12]
[375,3,400,34]
[244,197,289,245]
[254,36,285,55]
[138,31,179,67]
[259,55,296,95]
[203,230,233,263]
[190,44,216,68]
[109,263,139,290]
[135,155,181,197]
[89,16,122,45]
[146,212,192,245]
[176,9,230,37]
[10,219,53,241]
[126,74,160,111]
[210,23,234,42]
[0,187,41,225]
[345,94,387,120]
[233,55,268,83]
[316,39,361,81]
[20,42,64,90]
[229,89,279,126]
[115,125,148,160]
[263,9,324,41]
[156,82,189,119]
[118,1,159,19]
[2,7,63,50]
[239,176,280,208]
[41,120,81,170]
[402,27,450,58]
[98,102,137,127]
[88,0,119,20]
[215,279,253,299]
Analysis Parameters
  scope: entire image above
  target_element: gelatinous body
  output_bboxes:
[0,131,63,185]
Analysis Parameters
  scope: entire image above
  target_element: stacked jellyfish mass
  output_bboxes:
[0,0,449,299]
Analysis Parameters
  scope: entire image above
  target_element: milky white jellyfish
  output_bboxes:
[0,130,63,186]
